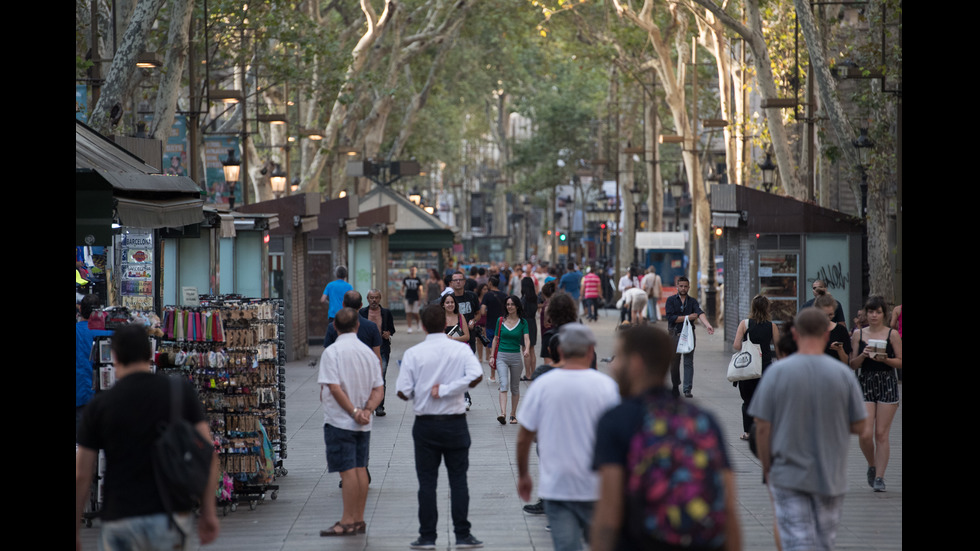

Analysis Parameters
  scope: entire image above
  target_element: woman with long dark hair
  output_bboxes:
[850,296,902,492]
[520,277,538,381]
[440,293,470,344]
[731,295,779,441]
[473,283,489,363]
[488,295,529,424]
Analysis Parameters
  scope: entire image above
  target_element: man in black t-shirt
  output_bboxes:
[76,324,220,550]
[449,271,480,349]
[479,275,508,341]
[402,266,423,333]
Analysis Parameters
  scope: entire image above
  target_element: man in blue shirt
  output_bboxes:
[321,266,353,324]
[558,262,583,319]
[76,294,112,440]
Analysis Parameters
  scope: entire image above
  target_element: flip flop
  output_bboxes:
[497,415,506,425]
[740,433,750,441]
[320,522,357,537]
[509,416,518,424]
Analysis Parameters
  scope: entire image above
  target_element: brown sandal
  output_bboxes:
[354,521,366,534]
[509,416,518,424]
[320,521,357,537]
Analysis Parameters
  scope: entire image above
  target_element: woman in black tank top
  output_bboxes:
[732,295,779,440]
[849,296,902,492]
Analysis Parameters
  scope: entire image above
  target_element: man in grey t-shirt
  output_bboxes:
[748,308,866,551]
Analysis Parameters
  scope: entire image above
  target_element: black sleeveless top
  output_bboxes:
[857,328,895,372]
[743,319,774,370]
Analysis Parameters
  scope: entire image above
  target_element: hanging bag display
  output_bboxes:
[676,317,695,354]
[727,320,763,382]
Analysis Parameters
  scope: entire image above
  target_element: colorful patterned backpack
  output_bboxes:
[625,395,729,548]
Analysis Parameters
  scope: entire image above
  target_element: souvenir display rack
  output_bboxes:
[158,297,286,515]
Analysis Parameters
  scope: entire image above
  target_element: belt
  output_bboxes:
[416,414,465,421]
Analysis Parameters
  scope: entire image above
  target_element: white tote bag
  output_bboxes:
[727,320,763,382]
[676,317,695,354]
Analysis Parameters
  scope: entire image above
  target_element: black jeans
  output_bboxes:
[413,416,472,541]
[737,378,760,433]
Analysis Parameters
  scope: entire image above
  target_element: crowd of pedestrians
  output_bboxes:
[77,254,901,551]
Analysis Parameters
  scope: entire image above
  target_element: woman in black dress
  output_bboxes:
[731,295,780,440]
[519,277,538,381]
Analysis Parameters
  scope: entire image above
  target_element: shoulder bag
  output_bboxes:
[727,320,763,382]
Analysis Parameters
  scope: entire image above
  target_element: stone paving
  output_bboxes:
[79,309,902,550]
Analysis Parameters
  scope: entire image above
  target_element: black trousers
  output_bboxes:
[737,378,760,433]
[413,416,472,540]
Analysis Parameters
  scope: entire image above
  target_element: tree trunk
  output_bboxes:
[686,0,804,198]
[793,0,861,209]
[618,121,636,274]
[149,0,194,141]
[644,92,663,231]
[88,0,166,134]
[300,0,394,194]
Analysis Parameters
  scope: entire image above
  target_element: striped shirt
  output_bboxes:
[582,273,601,299]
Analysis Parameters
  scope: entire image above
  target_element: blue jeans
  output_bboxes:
[583,298,597,320]
[543,500,594,551]
[100,512,191,551]
[670,328,696,393]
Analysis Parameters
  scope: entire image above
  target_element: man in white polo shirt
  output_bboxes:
[516,323,620,551]
[318,308,384,537]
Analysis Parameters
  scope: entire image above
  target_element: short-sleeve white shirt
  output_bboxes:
[318,333,384,431]
[516,368,620,501]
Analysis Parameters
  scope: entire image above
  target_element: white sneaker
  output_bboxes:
[408,327,413,334]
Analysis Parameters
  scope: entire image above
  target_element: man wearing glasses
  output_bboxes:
[801,279,846,327]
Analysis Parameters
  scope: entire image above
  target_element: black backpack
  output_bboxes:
[153,377,213,521]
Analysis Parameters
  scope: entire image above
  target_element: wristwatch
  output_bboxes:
[351,407,361,417]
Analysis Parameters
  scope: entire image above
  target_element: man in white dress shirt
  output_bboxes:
[317,308,384,537]
[397,304,485,550]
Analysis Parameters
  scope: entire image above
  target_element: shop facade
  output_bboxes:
[76,120,204,313]
[358,185,455,316]
[711,184,863,352]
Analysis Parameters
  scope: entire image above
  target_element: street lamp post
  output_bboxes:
[631,185,643,267]
[222,149,242,209]
[669,179,684,232]
[269,162,287,198]
[758,153,777,193]
[852,128,874,299]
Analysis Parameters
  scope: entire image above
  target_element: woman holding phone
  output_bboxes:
[850,296,902,492]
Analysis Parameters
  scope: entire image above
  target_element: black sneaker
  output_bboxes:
[672,386,681,398]
[456,535,484,548]
[375,406,386,417]
[684,390,693,398]
[866,466,876,488]
[873,477,886,492]
[409,538,436,550]
[523,499,545,515]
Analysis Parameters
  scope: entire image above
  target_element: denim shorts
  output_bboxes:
[324,424,370,473]
[101,512,192,551]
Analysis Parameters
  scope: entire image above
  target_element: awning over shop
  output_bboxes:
[389,229,455,250]
[76,119,205,239]
[116,196,206,229]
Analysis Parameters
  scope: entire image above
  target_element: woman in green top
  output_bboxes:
[489,295,529,424]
